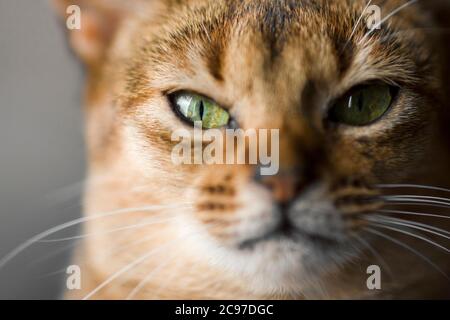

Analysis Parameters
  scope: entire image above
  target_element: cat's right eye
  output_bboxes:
[169,92,230,129]
[328,84,397,126]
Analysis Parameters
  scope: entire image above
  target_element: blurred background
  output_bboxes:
[0,0,85,299]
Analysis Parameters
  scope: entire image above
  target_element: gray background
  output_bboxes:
[0,0,85,299]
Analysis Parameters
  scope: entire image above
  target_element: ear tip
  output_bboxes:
[53,0,146,66]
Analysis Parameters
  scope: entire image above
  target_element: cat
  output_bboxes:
[53,0,450,299]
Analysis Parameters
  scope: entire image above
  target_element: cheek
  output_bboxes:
[326,130,430,183]
[325,138,377,180]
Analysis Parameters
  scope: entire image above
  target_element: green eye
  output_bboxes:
[328,84,396,126]
[171,92,230,129]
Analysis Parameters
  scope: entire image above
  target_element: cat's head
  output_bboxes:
[56,0,450,297]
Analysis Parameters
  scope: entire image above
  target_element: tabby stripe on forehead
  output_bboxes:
[260,1,298,62]
[206,41,225,82]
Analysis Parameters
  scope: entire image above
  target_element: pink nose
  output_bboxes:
[256,173,302,204]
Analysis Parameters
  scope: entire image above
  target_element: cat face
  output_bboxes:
[58,0,450,298]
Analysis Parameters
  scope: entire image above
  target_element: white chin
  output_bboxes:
[216,237,332,295]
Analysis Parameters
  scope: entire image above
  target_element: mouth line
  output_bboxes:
[238,225,340,251]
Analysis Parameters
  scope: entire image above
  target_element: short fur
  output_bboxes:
[55,0,450,299]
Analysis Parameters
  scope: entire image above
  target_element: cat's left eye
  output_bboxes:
[328,84,397,126]
[169,92,230,129]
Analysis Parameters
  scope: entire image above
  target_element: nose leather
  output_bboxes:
[254,166,308,205]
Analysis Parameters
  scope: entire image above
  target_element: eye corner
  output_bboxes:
[166,91,194,126]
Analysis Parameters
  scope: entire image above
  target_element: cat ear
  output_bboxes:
[53,0,144,66]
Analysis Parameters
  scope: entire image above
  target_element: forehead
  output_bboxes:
[123,0,430,115]
[147,0,353,73]
[150,0,425,53]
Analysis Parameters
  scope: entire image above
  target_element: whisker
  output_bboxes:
[383,216,450,235]
[382,202,450,210]
[377,184,450,193]
[370,215,450,240]
[384,195,450,203]
[378,209,450,220]
[82,232,194,300]
[383,198,450,207]
[126,248,180,300]
[105,234,166,261]
[343,0,373,50]
[366,220,450,253]
[351,233,394,279]
[364,227,450,280]
[376,215,450,235]
[35,233,163,280]
[358,0,419,44]
[38,215,179,242]
[0,203,190,270]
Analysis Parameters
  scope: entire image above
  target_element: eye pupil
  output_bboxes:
[199,100,205,120]
[356,94,363,112]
